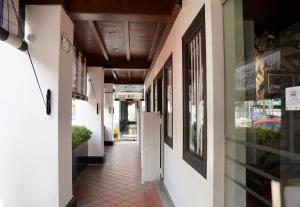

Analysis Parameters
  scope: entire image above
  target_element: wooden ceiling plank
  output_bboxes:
[88,21,110,61]
[71,13,171,23]
[128,70,131,82]
[124,21,131,61]
[26,0,178,23]
[104,78,144,84]
[147,23,163,61]
[150,1,181,68]
[88,57,150,68]
[67,0,172,15]
[104,68,148,71]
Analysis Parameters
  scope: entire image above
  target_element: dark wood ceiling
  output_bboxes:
[104,69,147,84]
[25,0,181,84]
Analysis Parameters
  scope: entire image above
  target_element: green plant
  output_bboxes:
[72,126,92,149]
[236,127,281,149]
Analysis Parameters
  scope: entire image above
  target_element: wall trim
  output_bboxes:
[104,141,114,146]
[79,155,106,164]
[66,197,77,207]
[161,181,176,207]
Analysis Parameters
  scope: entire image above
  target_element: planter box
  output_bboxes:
[72,141,88,182]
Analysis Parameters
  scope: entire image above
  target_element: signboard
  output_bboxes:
[115,92,144,101]
[286,86,300,110]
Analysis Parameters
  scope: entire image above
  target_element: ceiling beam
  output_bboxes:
[124,21,130,61]
[128,70,131,82]
[148,23,163,61]
[104,68,148,71]
[88,21,109,61]
[25,0,174,22]
[67,0,173,15]
[150,2,181,69]
[104,77,144,85]
[88,57,150,69]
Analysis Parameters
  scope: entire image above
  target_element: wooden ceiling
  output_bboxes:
[25,0,181,84]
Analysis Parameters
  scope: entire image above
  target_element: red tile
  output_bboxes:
[73,142,162,207]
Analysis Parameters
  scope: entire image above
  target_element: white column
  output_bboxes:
[72,67,105,157]
[0,5,74,207]
[104,83,114,143]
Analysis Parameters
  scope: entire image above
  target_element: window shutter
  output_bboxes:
[72,48,88,101]
[0,0,27,50]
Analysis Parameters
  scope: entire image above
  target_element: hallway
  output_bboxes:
[73,142,162,207]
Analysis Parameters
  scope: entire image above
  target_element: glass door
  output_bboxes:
[224,0,300,206]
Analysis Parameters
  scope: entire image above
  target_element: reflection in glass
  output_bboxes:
[153,80,157,112]
[188,32,204,156]
[224,0,300,206]
[166,64,173,138]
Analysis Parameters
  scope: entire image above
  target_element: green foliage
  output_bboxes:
[236,127,281,149]
[72,126,92,149]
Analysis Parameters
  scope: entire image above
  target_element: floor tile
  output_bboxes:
[74,141,162,207]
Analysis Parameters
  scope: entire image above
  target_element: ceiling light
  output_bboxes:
[108,30,117,35]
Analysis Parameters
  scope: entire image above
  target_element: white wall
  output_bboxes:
[104,83,114,142]
[0,5,73,207]
[113,100,120,134]
[144,0,225,206]
[72,67,105,157]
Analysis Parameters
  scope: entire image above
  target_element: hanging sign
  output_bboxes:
[286,86,300,110]
[115,92,144,101]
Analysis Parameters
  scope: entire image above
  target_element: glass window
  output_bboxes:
[224,0,300,206]
[182,6,207,177]
[153,80,157,112]
[188,33,205,155]
[164,55,173,148]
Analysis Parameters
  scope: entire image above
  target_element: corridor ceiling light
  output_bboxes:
[108,30,117,35]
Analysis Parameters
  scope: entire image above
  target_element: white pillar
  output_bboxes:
[0,5,74,207]
[104,83,114,143]
[72,67,105,158]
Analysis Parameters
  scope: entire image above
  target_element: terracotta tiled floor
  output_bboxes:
[73,141,162,207]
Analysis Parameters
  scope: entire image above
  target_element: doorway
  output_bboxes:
[119,101,138,140]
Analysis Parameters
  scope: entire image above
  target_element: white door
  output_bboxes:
[141,112,161,184]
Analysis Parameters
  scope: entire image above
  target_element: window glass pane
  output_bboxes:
[224,0,300,206]
[167,63,173,138]
[153,80,157,112]
[189,33,204,156]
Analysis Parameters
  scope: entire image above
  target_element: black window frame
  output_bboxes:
[156,70,163,114]
[163,54,173,149]
[182,5,207,178]
[145,87,151,112]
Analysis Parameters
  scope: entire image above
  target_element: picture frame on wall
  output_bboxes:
[268,74,295,94]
